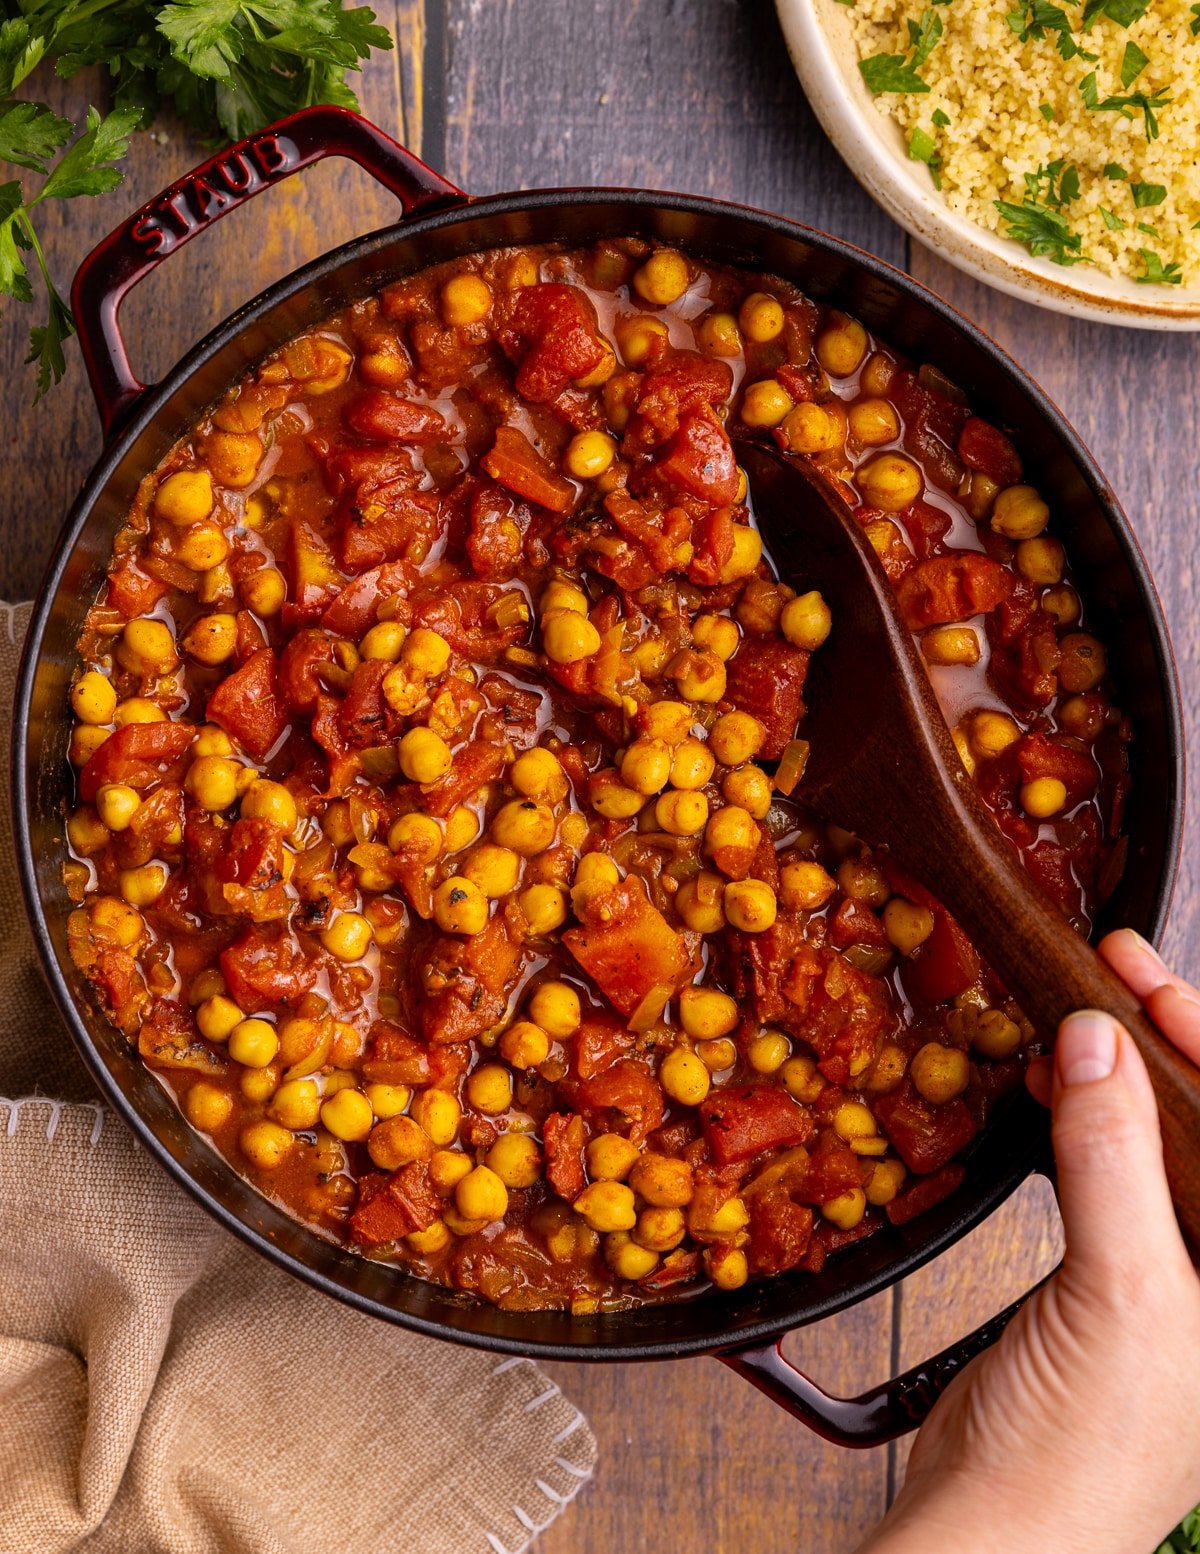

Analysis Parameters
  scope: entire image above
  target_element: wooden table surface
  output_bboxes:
[4,4,1196,1550]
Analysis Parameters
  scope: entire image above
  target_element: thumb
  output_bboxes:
[1051,1010,1187,1293]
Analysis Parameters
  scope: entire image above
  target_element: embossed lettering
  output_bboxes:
[214,151,255,195]
[251,134,290,177]
[130,213,169,255]
[164,190,197,237]
[192,175,233,220]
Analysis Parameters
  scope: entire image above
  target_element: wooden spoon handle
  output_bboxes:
[909,819,1200,1254]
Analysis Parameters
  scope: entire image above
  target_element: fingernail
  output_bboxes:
[1058,1011,1119,1086]
[1119,928,1166,968]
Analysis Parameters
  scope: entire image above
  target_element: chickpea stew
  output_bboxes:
[63,240,1130,1312]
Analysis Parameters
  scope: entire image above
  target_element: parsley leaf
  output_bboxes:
[1099,205,1126,229]
[861,7,944,95]
[1023,159,1081,208]
[0,102,73,172]
[932,107,951,127]
[1191,3,1200,35]
[1038,101,1055,119]
[1138,249,1183,284]
[1119,39,1148,88]
[994,197,1087,265]
[26,283,75,398]
[1006,1,1098,59]
[1131,181,1167,207]
[1136,221,1159,236]
[39,105,141,202]
[1081,0,1151,26]
[907,125,942,188]
[1079,70,1169,139]
[1104,161,1128,179]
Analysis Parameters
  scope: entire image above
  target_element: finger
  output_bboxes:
[1099,928,1183,1001]
[1025,1055,1053,1108]
[1051,1010,1188,1289]
[1145,983,1200,1068]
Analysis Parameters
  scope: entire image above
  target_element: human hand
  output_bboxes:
[857,929,1200,1554]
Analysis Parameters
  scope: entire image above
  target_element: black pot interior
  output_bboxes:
[15,192,1182,1359]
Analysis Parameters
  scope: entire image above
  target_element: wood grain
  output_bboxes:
[4,2,1192,1550]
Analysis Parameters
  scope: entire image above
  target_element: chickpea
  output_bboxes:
[180,612,236,666]
[738,291,785,343]
[428,1148,473,1193]
[389,811,443,859]
[358,1083,408,1121]
[561,430,616,483]
[679,986,737,1041]
[241,566,286,616]
[705,804,757,862]
[672,650,727,703]
[71,671,117,726]
[721,766,771,819]
[456,1165,509,1224]
[240,779,297,835]
[407,1221,452,1255]
[779,859,836,911]
[441,272,493,326]
[320,1088,374,1142]
[848,397,900,447]
[268,1078,321,1131]
[175,521,230,573]
[705,1245,749,1290]
[185,755,239,812]
[185,1081,233,1133]
[358,621,406,663]
[431,877,489,935]
[674,871,726,933]
[119,863,167,908]
[992,485,1050,540]
[620,737,673,795]
[491,799,556,856]
[633,249,690,305]
[487,1132,542,1189]
[697,1037,737,1072]
[571,851,621,913]
[240,1119,294,1170]
[670,737,716,791]
[1021,777,1067,818]
[574,1181,637,1232]
[518,882,568,936]
[822,1187,867,1231]
[660,1047,712,1106]
[633,1206,687,1252]
[239,1064,278,1103]
[617,316,669,367]
[1060,694,1106,742]
[724,879,777,933]
[866,1044,907,1094]
[746,1030,790,1073]
[586,1133,640,1181]
[588,769,644,820]
[781,1054,824,1104]
[865,1158,907,1207]
[196,994,244,1042]
[509,747,568,804]
[402,627,453,678]
[740,379,794,429]
[780,590,832,651]
[717,526,764,584]
[709,711,765,768]
[499,1020,551,1069]
[690,1194,749,1238]
[95,784,140,832]
[833,1100,877,1142]
[1042,585,1081,628]
[540,578,589,616]
[369,1115,434,1171]
[970,710,1021,760]
[911,1041,970,1104]
[971,1008,1023,1060]
[67,808,110,856]
[228,1018,279,1069]
[462,843,521,900]
[540,600,603,663]
[692,614,739,661]
[857,454,922,512]
[118,618,178,676]
[205,430,263,488]
[883,897,934,955]
[407,1088,461,1147]
[466,1063,513,1116]
[191,723,232,754]
[922,626,981,667]
[528,981,581,1038]
[576,342,617,389]
[155,469,214,526]
[697,310,742,357]
[654,789,709,836]
[397,727,452,785]
[322,908,375,963]
[1016,537,1065,586]
[89,896,144,948]
[782,402,843,455]
[1058,632,1106,694]
[606,1232,660,1281]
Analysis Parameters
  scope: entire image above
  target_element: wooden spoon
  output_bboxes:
[739,441,1200,1247]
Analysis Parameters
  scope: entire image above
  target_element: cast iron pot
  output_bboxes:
[13,105,1184,1447]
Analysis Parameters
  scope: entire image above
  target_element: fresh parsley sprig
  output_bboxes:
[859,6,944,94]
[0,1,394,398]
[1079,69,1170,140]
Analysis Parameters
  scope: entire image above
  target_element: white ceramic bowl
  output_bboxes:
[775,0,1200,329]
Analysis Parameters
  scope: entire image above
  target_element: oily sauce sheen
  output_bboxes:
[63,240,1130,1312]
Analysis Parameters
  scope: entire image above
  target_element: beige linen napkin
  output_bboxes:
[0,602,596,1554]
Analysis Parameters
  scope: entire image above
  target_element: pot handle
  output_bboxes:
[71,104,466,437]
[720,1159,1059,1448]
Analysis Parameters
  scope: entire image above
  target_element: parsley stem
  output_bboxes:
[14,208,70,317]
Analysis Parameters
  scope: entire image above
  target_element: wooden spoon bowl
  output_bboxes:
[741,441,1200,1247]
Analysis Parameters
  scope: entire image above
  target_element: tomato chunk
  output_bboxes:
[699,1085,813,1167]
[79,721,193,803]
[206,649,289,761]
[874,1085,978,1174]
[563,878,690,1024]
[895,552,1014,630]
[482,426,576,514]
[725,638,810,760]
[543,1112,588,1200]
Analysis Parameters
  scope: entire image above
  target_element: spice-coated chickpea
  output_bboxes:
[991,485,1050,540]
[632,1207,687,1253]
[528,981,581,1038]
[574,1180,637,1233]
[1042,585,1081,628]
[455,1165,509,1224]
[616,315,669,367]
[669,737,716,791]
[1016,536,1065,586]
[175,521,230,573]
[722,766,771,819]
[241,566,286,616]
[185,1081,233,1133]
[746,1030,790,1073]
[491,799,556,856]
[432,877,489,935]
[510,747,569,803]
[705,1245,749,1290]
[911,1041,970,1104]
[970,710,1021,759]
[620,737,673,795]
[186,755,240,812]
[320,1088,375,1142]
[654,788,709,836]
[697,310,742,357]
[672,651,727,702]
[633,249,690,305]
[780,590,832,650]
[883,897,934,955]
[857,454,922,511]
[717,526,763,584]
[628,1154,695,1210]
[782,402,843,455]
[96,784,140,832]
[816,317,869,377]
[866,1159,907,1207]
[239,1120,294,1170]
[542,608,602,664]
[709,711,765,767]
[398,727,453,784]
[71,671,117,726]
[922,626,981,667]
[738,292,785,343]
[780,861,837,912]
[229,1018,279,1069]
[462,842,521,899]
[822,1187,867,1231]
[268,1078,321,1131]
[402,627,453,678]
[518,882,569,936]
[441,272,493,326]
[781,1054,824,1104]
[660,1047,711,1106]
[606,1232,660,1281]
[1058,632,1106,694]
[740,379,794,429]
[1021,777,1067,818]
[705,804,758,861]
[118,618,178,676]
[499,1020,551,1069]
[564,430,617,480]
[155,469,214,526]
[691,614,739,661]
[487,1133,542,1189]
[679,986,738,1041]
[848,397,900,447]
[586,1133,640,1181]
[674,871,726,933]
[409,1088,462,1147]
[724,879,777,933]
[182,613,237,665]
[369,1115,434,1171]
[466,1063,513,1116]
